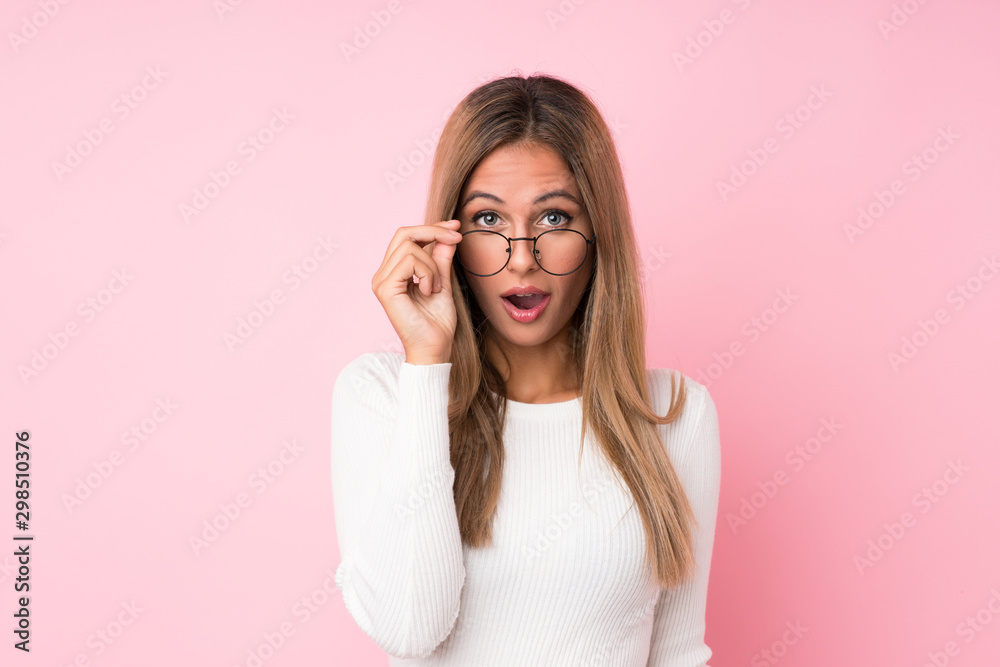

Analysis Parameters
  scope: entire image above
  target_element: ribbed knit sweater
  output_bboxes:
[331,351,721,666]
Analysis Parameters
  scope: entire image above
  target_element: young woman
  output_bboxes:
[331,73,722,666]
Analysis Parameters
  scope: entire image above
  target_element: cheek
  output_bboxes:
[465,277,497,311]
[549,279,584,313]
[563,276,592,313]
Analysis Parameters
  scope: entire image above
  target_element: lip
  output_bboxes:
[500,293,550,323]
[500,285,549,298]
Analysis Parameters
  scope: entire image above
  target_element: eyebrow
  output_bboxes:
[459,189,582,209]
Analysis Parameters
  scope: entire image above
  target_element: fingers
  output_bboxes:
[430,226,461,289]
[433,220,462,291]
[381,220,463,265]
[372,250,437,299]
[409,255,437,298]
[374,221,463,297]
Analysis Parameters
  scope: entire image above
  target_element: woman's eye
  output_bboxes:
[472,212,499,226]
[544,211,569,226]
[471,209,572,228]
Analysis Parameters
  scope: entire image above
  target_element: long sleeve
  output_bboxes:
[646,384,722,667]
[330,352,466,659]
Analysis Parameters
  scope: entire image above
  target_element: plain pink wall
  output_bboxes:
[2,0,998,665]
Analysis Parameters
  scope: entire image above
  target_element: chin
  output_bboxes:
[489,310,563,346]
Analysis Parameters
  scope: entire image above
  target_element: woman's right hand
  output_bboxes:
[372,219,464,365]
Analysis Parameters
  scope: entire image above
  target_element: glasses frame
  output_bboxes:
[455,228,597,277]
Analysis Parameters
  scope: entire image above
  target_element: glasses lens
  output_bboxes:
[535,230,589,275]
[457,231,510,276]
[457,229,590,276]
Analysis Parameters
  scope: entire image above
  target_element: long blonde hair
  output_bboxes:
[427,73,696,588]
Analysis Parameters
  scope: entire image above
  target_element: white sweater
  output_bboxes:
[331,351,721,666]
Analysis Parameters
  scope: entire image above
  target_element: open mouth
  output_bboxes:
[503,293,549,310]
[500,292,551,323]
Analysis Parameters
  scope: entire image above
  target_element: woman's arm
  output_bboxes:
[331,352,466,659]
[646,382,722,667]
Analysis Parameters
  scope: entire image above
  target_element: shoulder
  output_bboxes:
[338,349,405,378]
[332,351,407,416]
[644,367,714,423]
[645,368,720,467]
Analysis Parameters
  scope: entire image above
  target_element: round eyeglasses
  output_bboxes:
[455,228,597,277]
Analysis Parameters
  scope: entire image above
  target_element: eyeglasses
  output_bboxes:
[455,228,597,277]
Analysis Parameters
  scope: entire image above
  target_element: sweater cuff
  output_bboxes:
[396,361,453,470]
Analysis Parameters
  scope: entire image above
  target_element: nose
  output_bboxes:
[506,235,540,273]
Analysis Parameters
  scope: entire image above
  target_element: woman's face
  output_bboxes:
[455,142,595,354]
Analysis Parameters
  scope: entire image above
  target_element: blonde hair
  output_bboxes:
[427,72,696,588]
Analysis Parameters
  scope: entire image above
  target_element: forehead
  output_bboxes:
[460,143,579,200]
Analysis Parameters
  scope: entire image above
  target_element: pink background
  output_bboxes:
[2,0,998,665]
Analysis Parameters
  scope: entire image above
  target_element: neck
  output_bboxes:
[485,325,581,404]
